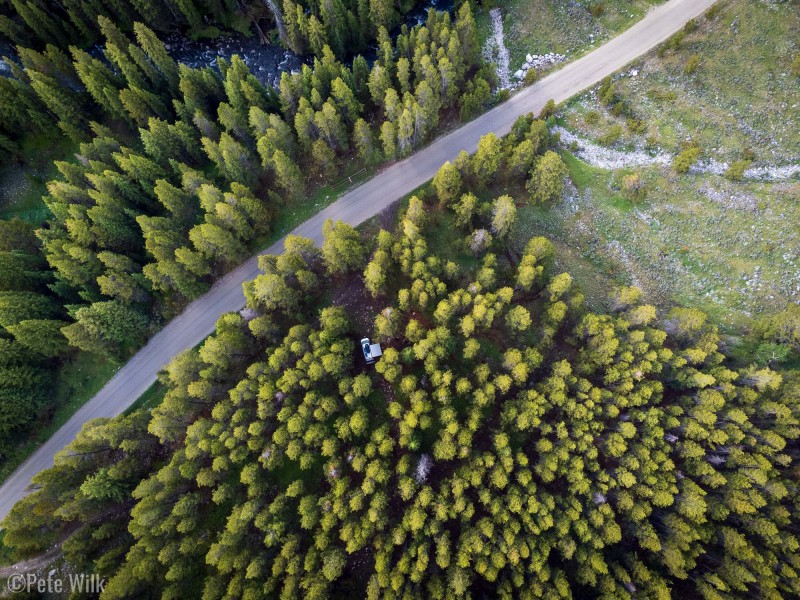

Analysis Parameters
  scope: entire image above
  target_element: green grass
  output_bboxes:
[125,381,168,414]
[563,150,634,213]
[0,131,77,222]
[531,152,800,332]
[0,353,119,483]
[257,161,377,251]
[0,164,49,221]
[562,151,605,189]
[477,0,667,77]
[546,0,800,332]
[561,0,800,164]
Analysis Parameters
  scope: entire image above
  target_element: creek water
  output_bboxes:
[162,33,303,87]
[166,0,456,85]
[0,1,455,86]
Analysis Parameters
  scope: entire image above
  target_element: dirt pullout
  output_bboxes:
[0,545,61,580]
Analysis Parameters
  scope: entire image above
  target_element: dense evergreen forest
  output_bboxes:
[2,114,799,598]
[0,0,428,56]
[1,1,799,597]
[0,1,492,462]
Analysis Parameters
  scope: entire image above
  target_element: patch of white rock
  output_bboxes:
[483,8,566,89]
[513,52,567,82]
[554,126,800,182]
[483,8,511,89]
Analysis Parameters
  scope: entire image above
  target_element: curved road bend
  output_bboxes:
[0,0,716,520]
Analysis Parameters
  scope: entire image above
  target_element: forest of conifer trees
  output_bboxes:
[0,0,489,460]
[3,117,799,596]
[0,1,798,597]
[1,0,429,57]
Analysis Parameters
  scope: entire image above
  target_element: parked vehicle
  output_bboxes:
[361,338,382,364]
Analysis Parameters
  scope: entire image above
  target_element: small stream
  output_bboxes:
[161,0,455,86]
[163,34,304,87]
[402,0,455,27]
[0,42,13,75]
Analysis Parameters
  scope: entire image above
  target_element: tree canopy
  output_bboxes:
[3,191,798,600]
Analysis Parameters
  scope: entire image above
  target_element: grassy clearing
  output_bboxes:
[561,0,800,164]
[530,153,800,332]
[359,151,794,332]
[539,0,799,332]
[477,0,666,76]
[391,151,797,335]
[125,381,168,414]
[0,131,77,222]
